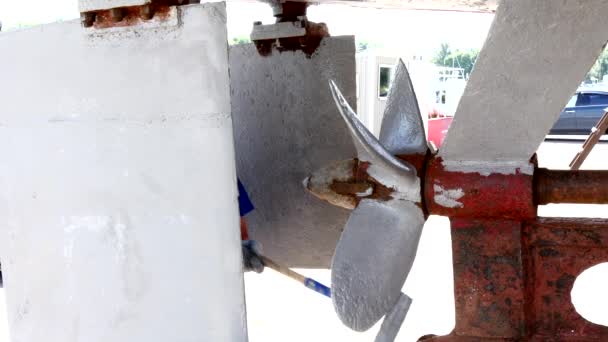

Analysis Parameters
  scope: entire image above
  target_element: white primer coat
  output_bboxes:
[441,160,534,177]
[356,187,374,197]
[366,164,422,202]
[433,184,464,209]
[0,4,247,342]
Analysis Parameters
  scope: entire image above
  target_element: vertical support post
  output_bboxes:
[450,218,526,339]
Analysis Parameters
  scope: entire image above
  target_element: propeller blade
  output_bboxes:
[324,81,426,333]
[328,80,420,202]
[441,1,608,164]
[331,199,425,331]
[379,59,427,156]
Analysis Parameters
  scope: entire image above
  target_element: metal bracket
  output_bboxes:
[251,2,329,58]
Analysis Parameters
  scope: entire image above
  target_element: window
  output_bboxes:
[588,93,608,106]
[577,93,608,106]
[566,94,578,107]
[378,65,393,98]
[435,90,446,104]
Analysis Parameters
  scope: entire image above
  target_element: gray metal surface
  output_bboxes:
[329,80,420,201]
[322,80,424,333]
[331,199,424,331]
[374,293,413,342]
[379,59,427,156]
[229,37,357,268]
[440,0,608,164]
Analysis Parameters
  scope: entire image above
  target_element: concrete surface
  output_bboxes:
[0,3,247,342]
[229,37,357,268]
[243,140,608,342]
[441,0,608,164]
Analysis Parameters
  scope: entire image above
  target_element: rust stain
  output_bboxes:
[253,22,330,59]
[81,0,199,29]
[535,168,608,205]
[329,159,395,205]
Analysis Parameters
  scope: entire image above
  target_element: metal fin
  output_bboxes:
[379,59,428,156]
[328,81,419,199]
[440,1,608,163]
[331,199,425,332]
[374,293,412,342]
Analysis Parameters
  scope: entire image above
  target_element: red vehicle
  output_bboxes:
[427,107,453,149]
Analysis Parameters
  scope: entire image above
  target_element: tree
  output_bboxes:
[432,43,452,66]
[230,36,251,45]
[357,41,369,52]
[586,46,608,83]
[432,43,479,77]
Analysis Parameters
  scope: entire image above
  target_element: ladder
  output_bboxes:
[569,110,608,170]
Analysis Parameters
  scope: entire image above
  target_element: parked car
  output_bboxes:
[550,87,608,134]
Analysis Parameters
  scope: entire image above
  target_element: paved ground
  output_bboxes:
[244,139,608,342]
[0,139,605,341]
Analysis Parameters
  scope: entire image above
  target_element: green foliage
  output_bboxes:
[357,41,369,52]
[432,43,479,77]
[230,36,251,45]
[586,47,608,83]
[432,43,452,66]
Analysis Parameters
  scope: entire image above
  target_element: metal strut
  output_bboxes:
[251,1,329,57]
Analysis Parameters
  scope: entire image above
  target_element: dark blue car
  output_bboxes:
[550,87,608,134]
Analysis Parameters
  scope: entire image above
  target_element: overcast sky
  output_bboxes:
[0,0,494,57]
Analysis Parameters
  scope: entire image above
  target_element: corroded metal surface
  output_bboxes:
[425,217,608,341]
[80,0,199,28]
[535,169,608,205]
[523,218,608,340]
[451,219,526,339]
[425,157,536,220]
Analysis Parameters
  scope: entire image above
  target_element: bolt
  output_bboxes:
[140,5,154,20]
[80,12,96,28]
[110,8,125,22]
[253,21,262,26]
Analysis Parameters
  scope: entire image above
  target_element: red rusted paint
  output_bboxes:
[523,218,608,340]
[424,157,536,220]
[396,152,428,175]
[423,217,608,342]
[535,168,608,205]
[450,218,526,339]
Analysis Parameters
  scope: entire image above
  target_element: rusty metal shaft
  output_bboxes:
[535,168,608,205]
